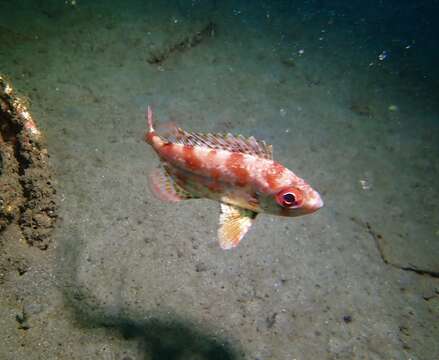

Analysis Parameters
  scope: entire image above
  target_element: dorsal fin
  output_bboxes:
[162,128,273,159]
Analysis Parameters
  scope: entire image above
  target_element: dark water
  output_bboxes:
[0,1,438,359]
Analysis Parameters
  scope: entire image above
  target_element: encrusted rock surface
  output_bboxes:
[0,75,57,249]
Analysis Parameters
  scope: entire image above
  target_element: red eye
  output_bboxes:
[275,188,303,208]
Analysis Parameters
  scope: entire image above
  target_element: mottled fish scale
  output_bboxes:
[156,138,291,195]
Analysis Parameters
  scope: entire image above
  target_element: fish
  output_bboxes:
[144,106,323,250]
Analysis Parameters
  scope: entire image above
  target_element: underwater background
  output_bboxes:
[0,0,438,359]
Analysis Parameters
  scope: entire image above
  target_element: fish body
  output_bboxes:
[144,106,323,249]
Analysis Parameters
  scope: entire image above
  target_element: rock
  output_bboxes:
[16,309,30,330]
[0,75,57,248]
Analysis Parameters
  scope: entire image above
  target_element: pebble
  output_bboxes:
[359,179,372,190]
[24,302,43,315]
[342,315,352,323]
[16,310,30,330]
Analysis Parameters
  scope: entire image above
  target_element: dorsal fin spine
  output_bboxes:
[160,128,273,159]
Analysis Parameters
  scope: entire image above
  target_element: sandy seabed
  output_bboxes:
[0,1,438,359]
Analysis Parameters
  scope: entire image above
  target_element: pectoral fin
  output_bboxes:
[148,166,194,202]
[218,203,257,250]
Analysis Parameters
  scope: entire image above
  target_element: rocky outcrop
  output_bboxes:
[0,75,57,249]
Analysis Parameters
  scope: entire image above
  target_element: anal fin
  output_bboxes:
[148,166,194,202]
[218,203,257,250]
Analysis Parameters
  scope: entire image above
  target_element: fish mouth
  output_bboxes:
[280,190,323,217]
[306,191,324,212]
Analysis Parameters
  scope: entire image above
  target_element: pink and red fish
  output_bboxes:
[144,106,323,249]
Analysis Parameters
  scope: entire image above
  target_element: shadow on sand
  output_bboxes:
[69,304,241,360]
[59,233,241,360]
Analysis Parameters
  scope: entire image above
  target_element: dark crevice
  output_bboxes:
[351,217,439,278]
[399,266,439,278]
[147,21,216,65]
[14,140,32,177]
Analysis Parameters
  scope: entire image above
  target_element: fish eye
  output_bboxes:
[275,188,303,208]
[282,192,296,205]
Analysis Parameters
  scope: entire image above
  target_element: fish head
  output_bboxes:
[259,183,324,217]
